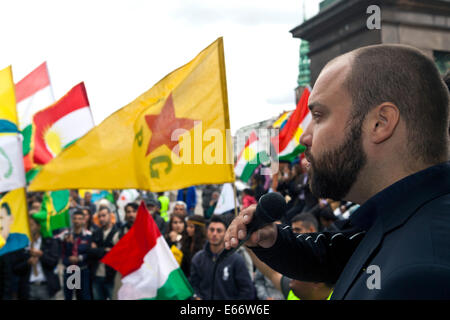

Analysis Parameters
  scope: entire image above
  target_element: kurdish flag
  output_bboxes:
[101,202,193,300]
[272,110,293,130]
[29,38,234,192]
[271,86,311,162]
[0,66,26,192]
[15,62,54,180]
[0,188,30,256]
[32,82,94,165]
[234,131,270,183]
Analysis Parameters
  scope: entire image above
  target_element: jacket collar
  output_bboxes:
[333,161,450,299]
[350,161,450,234]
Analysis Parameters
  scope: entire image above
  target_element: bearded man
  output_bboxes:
[224,44,450,299]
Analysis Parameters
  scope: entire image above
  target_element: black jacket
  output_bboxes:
[252,162,450,299]
[11,237,61,299]
[88,224,119,281]
[190,242,255,300]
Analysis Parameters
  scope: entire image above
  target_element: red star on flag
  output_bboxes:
[145,93,197,156]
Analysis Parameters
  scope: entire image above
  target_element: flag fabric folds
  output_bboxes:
[213,183,239,215]
[101,202,193,300]
[0,66,26,192]
[234,131,270,183]
[29,37,234,192]
[15,62,54,181]
[32,82,94,165]
[271,86,311,162]
[0,188,30,256]
[32,191,71,238]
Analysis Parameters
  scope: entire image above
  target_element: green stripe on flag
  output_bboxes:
[240,151,270,183]
[144,268,193,300]
[278,144,306,162]
[21,125,33,156]
[26,166,42,184]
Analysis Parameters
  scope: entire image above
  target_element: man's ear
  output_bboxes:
[367,103,400,144]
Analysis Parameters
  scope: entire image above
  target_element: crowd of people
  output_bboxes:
[0,157,359,301]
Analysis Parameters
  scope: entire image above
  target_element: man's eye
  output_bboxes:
[312,112,321,120]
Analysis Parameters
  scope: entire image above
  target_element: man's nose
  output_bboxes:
[299,122,313,148]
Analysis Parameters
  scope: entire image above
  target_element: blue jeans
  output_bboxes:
[63,268,92,300]
[92,276,114,300]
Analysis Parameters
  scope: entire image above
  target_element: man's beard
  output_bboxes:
[306,120,367,201]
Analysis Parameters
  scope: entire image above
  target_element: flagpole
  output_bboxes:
[232,181,238,217]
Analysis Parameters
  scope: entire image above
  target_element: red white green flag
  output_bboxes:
[101,202,193,300]
[15,62,54,181]
[271,86,311,162]
[234,131,270,183]
[32,82,94,165]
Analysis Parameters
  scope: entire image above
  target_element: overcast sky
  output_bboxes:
[1,0,320,134]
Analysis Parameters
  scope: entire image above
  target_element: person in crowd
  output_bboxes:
[283,158,319,224]
[0,251,14,299]
[190,215,255,300]
[201,184,219,217]
[82,191,97,218]
[180,215,206,278]
[11,217,60,300]
[250,174,266,201]
[145,198,168,235]
[69,190,82,206]
[88,206,120,300]
[177,186,197,216]
[291,212,319,234]
[241,188,257,209]
[92,200,117,227]
[164,212,188,265]
[173,200,188,216]
[225,44,450,299]
[157,192,170,222]
[82,206,99,234]
[164,212,187,248]
[60,210,92,300]
[119,202,138,238]
[204,191,219,219]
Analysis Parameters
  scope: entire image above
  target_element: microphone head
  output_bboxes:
[256,192,287,223]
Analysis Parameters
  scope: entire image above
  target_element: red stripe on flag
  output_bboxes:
[271,87,310,152]
[32,82,90,165]
[101,201,161,277]
[15,62,51,102]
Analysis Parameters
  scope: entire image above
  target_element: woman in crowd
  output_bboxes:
[180,215,206,278]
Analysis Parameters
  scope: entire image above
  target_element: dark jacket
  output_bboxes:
[88,224,119,281]
[0,252,13,299]
[190,242,255,300]
[61,229,92,269]
[11,237,61,298]
[252,162,450,299]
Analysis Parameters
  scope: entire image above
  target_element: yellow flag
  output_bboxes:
[0,188,30,254]
[0,66,18,131]
[29,38,235,192]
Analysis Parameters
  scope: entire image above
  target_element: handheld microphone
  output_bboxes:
[220,192,287,260]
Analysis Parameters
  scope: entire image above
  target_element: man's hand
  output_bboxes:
[28,256,38,265]
[68,256,79,264]
[224,204,278,250]
[30,248,43,258]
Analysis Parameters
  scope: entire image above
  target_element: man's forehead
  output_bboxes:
[309,55,353,108]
